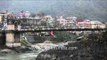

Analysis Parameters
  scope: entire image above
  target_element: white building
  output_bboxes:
[66,16,77,28]
[57,16,67,26]
[90,21,106,29]
[57,16,78,28]
[25,11,31,18]
[77,20,106,29]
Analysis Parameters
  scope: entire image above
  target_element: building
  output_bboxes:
[66,16,77,28]
[90,21,106,29]
[57,16,67,26]
[77,20,106,29]
[77,20,91,29]
[56,16,78,28]
[25,11,31,18]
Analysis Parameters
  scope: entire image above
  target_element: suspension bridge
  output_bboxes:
[0,14,106,47]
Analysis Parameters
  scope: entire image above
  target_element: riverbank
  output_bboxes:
[36,32,107,60]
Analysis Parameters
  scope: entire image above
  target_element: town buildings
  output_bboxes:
[0,10,106,29]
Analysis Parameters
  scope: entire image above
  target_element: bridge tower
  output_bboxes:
[6,18,21,47]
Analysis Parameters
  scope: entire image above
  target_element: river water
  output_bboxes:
[0,41,74,60]
[0,53,38,60]
[0,44,58,60]
[0,50,42,60]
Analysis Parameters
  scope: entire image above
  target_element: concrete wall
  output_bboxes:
[6,33,14,43]
[0,16,2,23]
[7,25,15,30]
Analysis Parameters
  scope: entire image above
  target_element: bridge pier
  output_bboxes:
[6,24,21,47]
[6,32,14,43]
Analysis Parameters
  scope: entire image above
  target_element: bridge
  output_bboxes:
[0,28,105,33]
[0,14,106,47]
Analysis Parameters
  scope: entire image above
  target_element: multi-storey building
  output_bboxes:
[77,20,106,29]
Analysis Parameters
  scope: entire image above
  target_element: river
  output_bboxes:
[0,52,39,60]
[0,41,69,60]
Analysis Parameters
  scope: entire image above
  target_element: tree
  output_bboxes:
[52,31,77,42]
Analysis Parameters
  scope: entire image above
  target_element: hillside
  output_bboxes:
[0,0,107,21]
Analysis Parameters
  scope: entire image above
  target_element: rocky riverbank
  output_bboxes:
[36,31,107,60]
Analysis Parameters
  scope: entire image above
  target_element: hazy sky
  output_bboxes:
[0,0,107,21]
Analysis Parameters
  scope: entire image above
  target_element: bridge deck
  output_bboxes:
[0,28,105,33]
